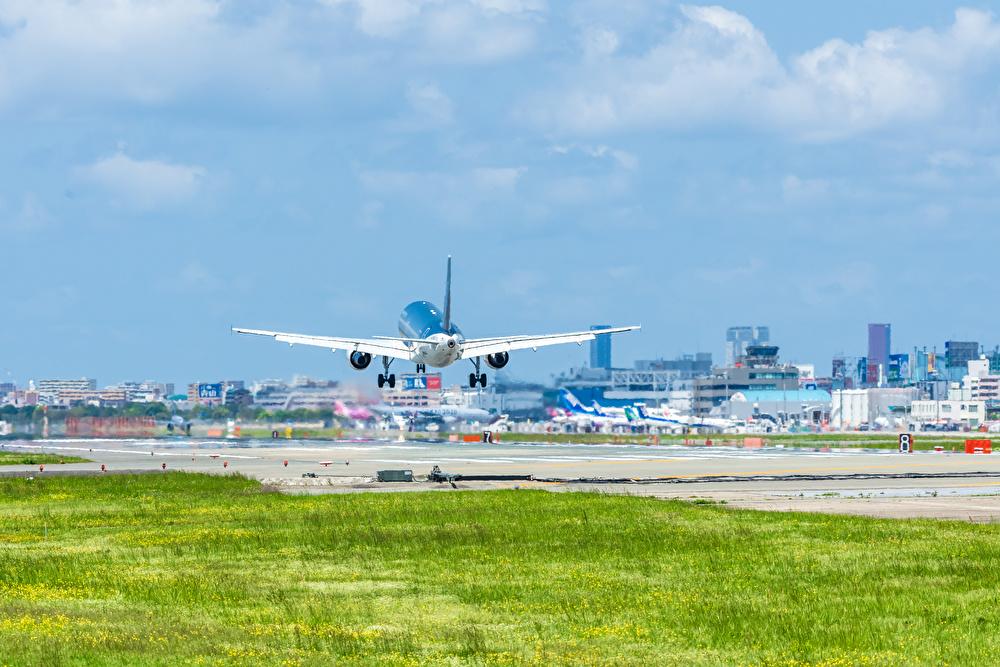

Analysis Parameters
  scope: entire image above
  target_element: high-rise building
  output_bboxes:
[37,378,97,393]
[867,324,890,383]
[946,341,979,381]
[590,326,612,369]
[725,326,770,366]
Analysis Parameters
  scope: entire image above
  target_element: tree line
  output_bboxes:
[0,403,341,425]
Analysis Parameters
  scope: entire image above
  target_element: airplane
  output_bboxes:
[556,389,632,429]
[404,404,492,423]
[333,400,374,421]
[234,257,639,389]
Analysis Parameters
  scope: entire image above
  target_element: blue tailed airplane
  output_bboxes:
[234,257,639,389]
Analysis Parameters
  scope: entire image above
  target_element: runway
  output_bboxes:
[6,437,1000,520]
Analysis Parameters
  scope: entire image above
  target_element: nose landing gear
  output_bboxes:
[469,357,487,388]
[378,355,396,389]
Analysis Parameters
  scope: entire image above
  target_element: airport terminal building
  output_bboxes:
[693,346,799,415]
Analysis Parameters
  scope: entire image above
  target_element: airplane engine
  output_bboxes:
[349,351,372,370]
[485,352,509,370]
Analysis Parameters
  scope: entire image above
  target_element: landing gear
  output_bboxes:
[378,356,396,389]
[469,357,487,388]
[416,364,426,374]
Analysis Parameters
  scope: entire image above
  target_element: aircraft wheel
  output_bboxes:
[469,373,477,388]
[377,375,385,389]
[388,374,396,389]
[480,375,487,388]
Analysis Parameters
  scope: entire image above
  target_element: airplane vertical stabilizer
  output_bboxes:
[558,388,591,413]
[443,255,452,332]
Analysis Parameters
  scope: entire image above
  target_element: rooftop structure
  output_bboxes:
[693,345,799,415]
[726,326,769,367]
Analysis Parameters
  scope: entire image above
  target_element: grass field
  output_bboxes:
[0,451,90,466]
[2,474,1000,666]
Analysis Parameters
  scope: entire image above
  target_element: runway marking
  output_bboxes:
[936,482,1000,488]
[464,459,1000,477]
[654,461,1000,479]
[457,458,689,471]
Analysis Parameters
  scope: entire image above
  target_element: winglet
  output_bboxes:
[443,255,452,333]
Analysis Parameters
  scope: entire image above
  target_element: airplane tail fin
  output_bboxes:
[558,388,584,412]
[443,256,452,333]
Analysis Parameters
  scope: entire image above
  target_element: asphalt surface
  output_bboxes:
[6,437,1000,521]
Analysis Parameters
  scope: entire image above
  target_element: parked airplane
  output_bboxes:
[559,389,726,432]
[333,401,374,421]
[234,257,638,388]
[557,389,632,429]
[403,404,492,424]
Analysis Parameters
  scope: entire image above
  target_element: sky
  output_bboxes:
[2,0,1000,390]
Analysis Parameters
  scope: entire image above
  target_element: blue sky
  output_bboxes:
[2,0,999,389]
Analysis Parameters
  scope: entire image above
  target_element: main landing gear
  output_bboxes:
[469,357,487,388]
[377,355,396,389]
[415,364,426,373]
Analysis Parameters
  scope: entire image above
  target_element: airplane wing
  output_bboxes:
[232,328,413,360]
[460,325,639,358]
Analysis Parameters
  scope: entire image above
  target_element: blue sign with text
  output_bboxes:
[198,383,222,399]
[404,376,428,390]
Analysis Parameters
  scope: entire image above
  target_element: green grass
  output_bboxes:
[1,474,999,666]
[0,451,90,466]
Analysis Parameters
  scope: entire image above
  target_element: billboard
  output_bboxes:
[889,353,909,383]
[198,383,222,400]
[866,363,879,385]
[402,375,442,391]
[888,363,900,383]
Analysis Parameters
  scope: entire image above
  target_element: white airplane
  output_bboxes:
[234,257,639,389]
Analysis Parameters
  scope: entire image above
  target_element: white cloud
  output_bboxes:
[406,82,454,124]
[0,0,323,114]
[325,0,543,61]
[358,200,384,229]
[1,192,50,231]
[154,262,225,293]
[928,150,975,168]
[550,144,638,170]
[579,26,620,59]
[472,166,524,189]
[782,174,829,204]
[178,263,225,291]
[359,165,525,224]
[523,6,1000,140]
[501,268,547,297]
[77,152,207,210]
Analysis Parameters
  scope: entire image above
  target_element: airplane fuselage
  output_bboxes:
[398,301,464,368]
